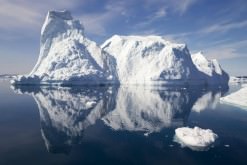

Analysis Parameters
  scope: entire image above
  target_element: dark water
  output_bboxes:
[0,80,247,165]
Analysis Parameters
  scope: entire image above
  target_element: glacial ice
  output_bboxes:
[11,10,229,86]
[220,87,247,109]
[174,126,218,151]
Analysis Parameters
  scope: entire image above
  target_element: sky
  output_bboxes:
[0,0,246,76]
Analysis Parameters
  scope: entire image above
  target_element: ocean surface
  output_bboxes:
[0,79,247,165]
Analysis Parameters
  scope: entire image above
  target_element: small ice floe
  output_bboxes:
[174,126,218,151]
[85,101,97,108]
[144,132,150,137]
[220,87,247,109]
[224,144,230,148]
[242,84,247,87]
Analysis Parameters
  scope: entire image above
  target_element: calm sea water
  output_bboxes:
[0,80,247,165]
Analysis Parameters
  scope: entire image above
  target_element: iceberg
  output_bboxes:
[11,10,118,85]
[220,87,247,109]
[191,52,229,85]
[102,36,229,85]
[11,10,229,86]
[174,126,218,151]
[102,35,205,85]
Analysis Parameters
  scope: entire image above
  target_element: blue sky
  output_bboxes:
[0,0,246,75]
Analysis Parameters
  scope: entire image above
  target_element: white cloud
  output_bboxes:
[0,0,82,31]
[0,0,132,37]
[201,20,247,34]
[202,40,247,60]
[160,19,247,45]
[79,1,128,36]
[154,8,167,18]
[143,0,198,15]
[170,0,197,14]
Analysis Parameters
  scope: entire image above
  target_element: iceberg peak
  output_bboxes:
[191,51,229,85]
[47,10,73,20]
[41,10,84,38]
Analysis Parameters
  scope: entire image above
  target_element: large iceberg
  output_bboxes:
[174,126,218,151]
[12,10,229,86]
[11,11,118,85]
[220,87,247,109]
[191,52,229,85]
[102,35,205,85]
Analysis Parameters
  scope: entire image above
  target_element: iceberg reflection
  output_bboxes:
[12,85,228,153]
[103,86,195,133]
[192,91,222,113]
[12,85,118,154]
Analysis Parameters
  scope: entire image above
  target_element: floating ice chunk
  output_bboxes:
[242,84,247,87]
[144,132,150,137]
[85,101,97,108]
[174,126,218,151]
[220,87,247,109]
[229,76,247,84]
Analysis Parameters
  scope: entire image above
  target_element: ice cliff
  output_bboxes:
[12,10,229,86]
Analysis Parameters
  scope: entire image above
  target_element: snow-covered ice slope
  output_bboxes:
[174,127,218,151]
[191,52,229,85]
[102,35,205,85]
[12,11,118,85]
[220,87,247,109]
